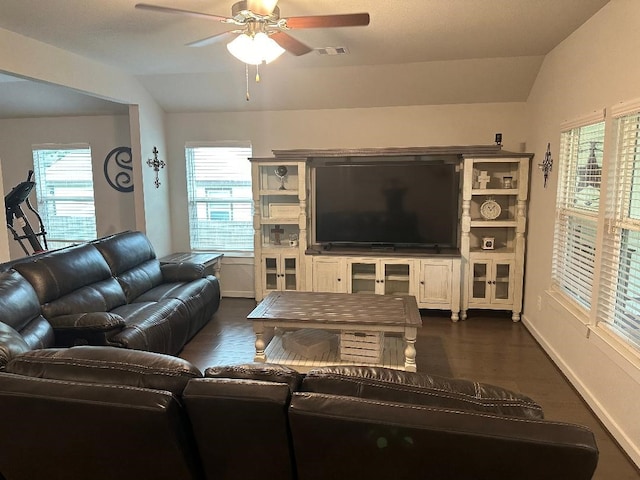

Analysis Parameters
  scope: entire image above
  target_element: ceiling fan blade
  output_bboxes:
[247,0,279,16]
[270,31,313,56]
[135,3,232,22]
[284,13,370,29]
[186,31,238,48]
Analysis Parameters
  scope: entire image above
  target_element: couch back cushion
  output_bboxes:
[12,244,126,317]
[302,366,544,419]
[6,346,202,395]
[185,363,302,480]
[289,392,598,480]
[0,270,54,354]
[92,231,163,301]
[0,372,203,479]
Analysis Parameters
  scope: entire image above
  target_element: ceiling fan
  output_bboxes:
[135,0,370,59]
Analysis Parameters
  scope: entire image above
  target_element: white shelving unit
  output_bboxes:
[251,158,308,301]
[252,146,523,322]
[460,154,532,321]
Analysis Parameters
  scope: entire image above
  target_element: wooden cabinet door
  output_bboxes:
[312,257,346,293]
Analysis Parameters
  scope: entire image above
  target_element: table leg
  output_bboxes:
[212,259,222,279]
[403,326,418,372]
[253,321,267,362]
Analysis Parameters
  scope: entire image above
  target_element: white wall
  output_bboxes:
[524,0,640,466]
[0,27,171,257]
[0,115,135,259]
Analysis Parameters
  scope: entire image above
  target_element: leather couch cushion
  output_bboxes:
[205,362,303,392]
[303,366,544,419]
[6,345,202,395]
[109,300,190,354]
[92,230,156,275]
[92,231,164,302]
[0,373,203,480]
[289,392,598,480]
[184,377,296,480]
[40,277,127,318]
[12,244,115,304]
[117,260,164,303]
[0,270,54,352]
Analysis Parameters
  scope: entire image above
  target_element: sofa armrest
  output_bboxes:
[0,322,30,370]
[161,262,206,282]
[47,312,126,347]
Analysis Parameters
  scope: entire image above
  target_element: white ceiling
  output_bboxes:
[0,0,610,117]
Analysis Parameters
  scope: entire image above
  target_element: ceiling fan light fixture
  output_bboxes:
[227,31,285,65]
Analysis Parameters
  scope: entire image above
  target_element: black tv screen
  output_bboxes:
[314,161,460,249]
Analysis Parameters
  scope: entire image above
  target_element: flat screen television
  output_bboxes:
[313,159,460,250]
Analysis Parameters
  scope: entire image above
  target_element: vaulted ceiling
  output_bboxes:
[0,0,610,117]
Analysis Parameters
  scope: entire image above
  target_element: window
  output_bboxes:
[552,119,605,309]
[597,107,640,348]
[185,143,253,251]
[32,145,97,250]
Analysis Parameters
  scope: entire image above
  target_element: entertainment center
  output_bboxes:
[251,146,532,321]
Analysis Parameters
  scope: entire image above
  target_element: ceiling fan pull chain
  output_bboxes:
[245,63,250,101]
[256,63,261,83]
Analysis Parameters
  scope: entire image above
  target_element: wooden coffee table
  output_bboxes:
[247,291,422,372]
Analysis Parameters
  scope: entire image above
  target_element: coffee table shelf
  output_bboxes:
[264,333,405,373]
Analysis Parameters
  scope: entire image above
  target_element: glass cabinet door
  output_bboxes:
[471,261,490,301]
[263,256,279,291]
[492,261,514,303]
[349,261,377,294]
[283,256,298,291]
[383,263,411,295]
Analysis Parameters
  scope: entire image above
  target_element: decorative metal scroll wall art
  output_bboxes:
[147,146,166,188]
[539,143,553,188]
[103,146,133,192]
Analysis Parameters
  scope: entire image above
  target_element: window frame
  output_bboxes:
[31,144,97,250]
[185,142,253,253]
[596,101,640,350]
[552,113,606,314]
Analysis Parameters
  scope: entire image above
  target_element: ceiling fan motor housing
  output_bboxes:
[232,1,280,22]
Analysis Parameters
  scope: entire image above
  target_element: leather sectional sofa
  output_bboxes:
[0,230,221,365]
[0,348,598,480]
[0,230,598,479]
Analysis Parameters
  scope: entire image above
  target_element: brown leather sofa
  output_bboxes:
[0,231,597,479]
[0,349,598,480]
[0,230,220,364]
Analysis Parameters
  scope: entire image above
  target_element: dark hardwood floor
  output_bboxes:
[180,298,640,480]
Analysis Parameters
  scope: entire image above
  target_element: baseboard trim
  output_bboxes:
[221,290,254,298]
[522,313,640,468]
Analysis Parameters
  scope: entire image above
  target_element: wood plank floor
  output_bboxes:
[180,298,640,480]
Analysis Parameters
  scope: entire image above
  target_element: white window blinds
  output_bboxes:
[32,145,97,249]
[597,109,640,348]
[185,144,253,252]
[552,120,605,309]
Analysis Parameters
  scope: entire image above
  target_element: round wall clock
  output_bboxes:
[480,198,501,220]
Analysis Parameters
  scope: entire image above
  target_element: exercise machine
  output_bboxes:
[4,170,48,255]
